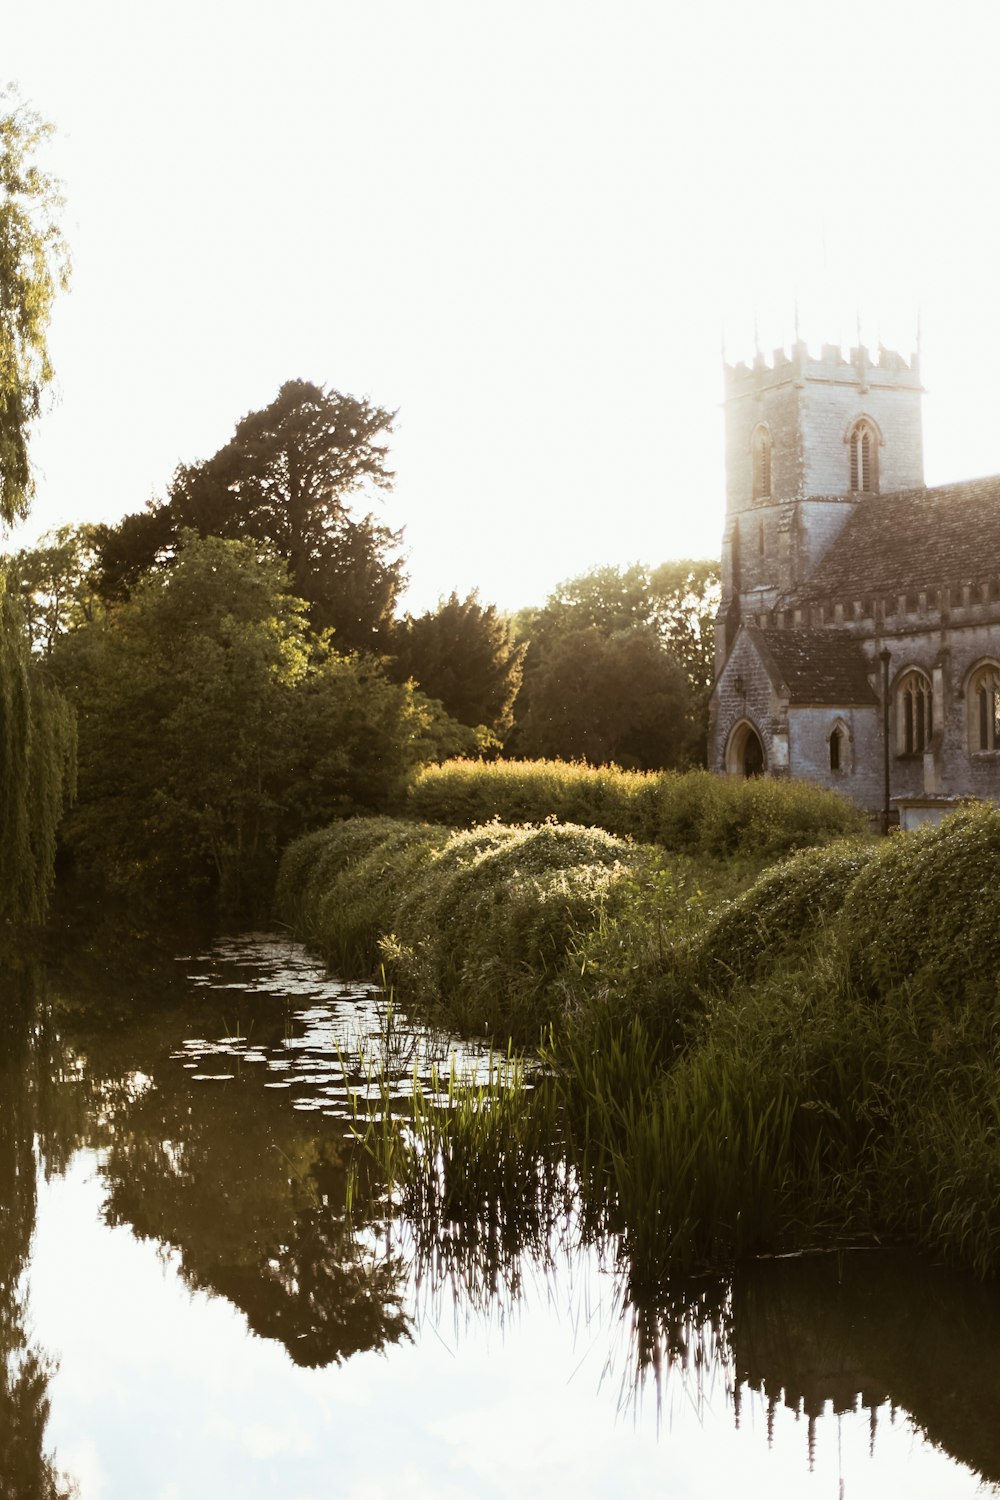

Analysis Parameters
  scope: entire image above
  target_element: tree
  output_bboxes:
[512,559,720,764]
[55,532,461,908]
[514,625,691,769]
[0,576,76,925]
[648,558,720,709]
[8,524,102,655]
[95,380,404,651]
[390,592,526,736]
[0,88,69,526]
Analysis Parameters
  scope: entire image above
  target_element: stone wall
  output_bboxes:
[787,704,884,807]
[723,342,923,514]
[709,629,788,775]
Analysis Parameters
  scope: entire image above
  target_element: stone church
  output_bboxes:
[708,339,1000,826]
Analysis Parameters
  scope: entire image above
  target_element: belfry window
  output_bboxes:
[751,426,771,500]
[896,668,932,755]
[849,420,878,494]
[969,663,1000,751]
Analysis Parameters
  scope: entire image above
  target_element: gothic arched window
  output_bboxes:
[751,425,771,500]
[829,724,844,772]
[849,420,878,494]
[968,663,1000,751]
[896,668,932,755]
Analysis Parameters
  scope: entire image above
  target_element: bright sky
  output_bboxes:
[6,0,1000,614]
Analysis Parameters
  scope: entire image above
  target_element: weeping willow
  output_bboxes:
[0,576,75,925]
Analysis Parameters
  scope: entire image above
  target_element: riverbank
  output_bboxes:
[276,800,1000,1283]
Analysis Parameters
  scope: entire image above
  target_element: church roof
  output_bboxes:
[791,476,1000,603]
[746,625,878,705]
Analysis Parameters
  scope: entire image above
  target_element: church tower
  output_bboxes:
[716,340,924,671]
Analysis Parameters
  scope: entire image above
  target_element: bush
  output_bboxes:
[686,839,879,993]
[837,806,1000,1009]
[277,815,653,1042]
[383,821,650,1040]
[408,759,866,857]
[275,818,446,972]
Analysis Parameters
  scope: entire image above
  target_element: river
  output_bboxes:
[3,925,999,1499]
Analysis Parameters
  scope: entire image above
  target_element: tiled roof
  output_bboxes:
[791,476,1000,603]
[746,626,878,705]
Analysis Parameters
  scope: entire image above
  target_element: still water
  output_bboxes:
[4,928,1000,1499]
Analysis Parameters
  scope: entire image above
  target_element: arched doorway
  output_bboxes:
[725,719,766,778]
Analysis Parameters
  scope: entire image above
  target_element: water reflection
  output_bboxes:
[0,967,78,1500]
[8,925,1000,1495]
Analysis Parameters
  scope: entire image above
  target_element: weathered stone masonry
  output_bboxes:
[709,339,1000,819]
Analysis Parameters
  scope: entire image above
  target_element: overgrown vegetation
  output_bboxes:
[0,579,75,926]
[52,534,469,912]
[277,815,678,1041]
[408,757,866,855]
[286,805,1000,1285]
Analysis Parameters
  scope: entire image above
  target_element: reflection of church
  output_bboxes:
[709,339,1000,824]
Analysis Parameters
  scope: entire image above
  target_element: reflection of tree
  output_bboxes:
[93,1059,409,1367]
[0,966,78,1500]
[42,915,413,1370]
[35,918,1000,1485]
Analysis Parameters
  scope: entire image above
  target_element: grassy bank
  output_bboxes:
[278,802,1000,1282]
[275,814,733,1041]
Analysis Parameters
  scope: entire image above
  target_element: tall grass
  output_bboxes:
[408,759,866,856]
[337,806,1000,1286]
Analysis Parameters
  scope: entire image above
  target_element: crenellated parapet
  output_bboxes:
[724,341,922,399]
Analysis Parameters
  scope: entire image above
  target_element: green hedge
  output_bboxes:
[277,816,654,1041]
[407,759,866,857]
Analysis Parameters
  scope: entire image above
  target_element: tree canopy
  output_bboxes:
[0,88,69,526]
[512,559,720,764]
[390,592,525,736]
[54,532,464,909]
[513,624,690,769]
[8,524,102,656]
[95,380,404,651]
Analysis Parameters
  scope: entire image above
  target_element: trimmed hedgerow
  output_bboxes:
[407,759,866,857]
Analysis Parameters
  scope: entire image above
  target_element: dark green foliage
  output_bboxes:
[275,817,448,974]
[512,559,719,763]
[343,803,1000,1282]
[840,806,1000,1005]
[0,581,76,926]
[389,591,525,735]
[55,534,456,910]
[686,840,879,991]
[513,626,692,769]
[95,380,403,651]
[408,759,867,856]
[0,88,70,525]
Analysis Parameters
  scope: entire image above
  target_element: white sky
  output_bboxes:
[6,0,1000,614]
